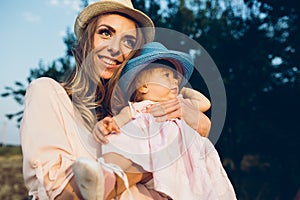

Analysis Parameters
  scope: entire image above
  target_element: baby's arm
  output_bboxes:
[93,107,132,144]
[101,108,146,173]
[180,87,211,112]
[112,106,132,128]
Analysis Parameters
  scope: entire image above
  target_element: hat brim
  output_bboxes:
[120,50,194,93]
[74,1,154,42]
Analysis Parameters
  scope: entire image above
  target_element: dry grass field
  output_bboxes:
[0,145,29,200]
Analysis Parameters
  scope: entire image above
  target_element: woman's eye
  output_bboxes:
[97,29,111,38]
[123,37,136,49]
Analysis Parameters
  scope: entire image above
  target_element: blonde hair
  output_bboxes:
[130,66,157,102]
[63,14,145,132]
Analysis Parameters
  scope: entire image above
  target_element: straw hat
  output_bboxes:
[74,0,155,42]
[119,42,194,91]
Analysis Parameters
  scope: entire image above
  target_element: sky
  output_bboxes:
[0,0,89,145]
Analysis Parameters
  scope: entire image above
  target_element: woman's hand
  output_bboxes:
[93,116,120,144]
[146,96,211,137]
[146,98,182,122]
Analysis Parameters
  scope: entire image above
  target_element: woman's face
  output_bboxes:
[93,14,137,79]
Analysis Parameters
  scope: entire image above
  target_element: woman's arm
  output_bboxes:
[21,78,77,199]
[179,97,211,137]
[180,87,211,112]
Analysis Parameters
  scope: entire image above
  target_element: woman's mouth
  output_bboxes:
[97,55,122,68]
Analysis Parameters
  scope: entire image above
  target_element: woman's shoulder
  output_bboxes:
[29,77,59,86]
[26,77,65,96]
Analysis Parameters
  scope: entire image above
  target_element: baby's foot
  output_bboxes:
[72,157,104,200]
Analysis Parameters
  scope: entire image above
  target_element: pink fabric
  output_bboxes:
[21,77,168,200]
[102,100,237,200]
[103,167,117,199]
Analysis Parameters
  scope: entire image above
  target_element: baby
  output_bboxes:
[74,42,236,200]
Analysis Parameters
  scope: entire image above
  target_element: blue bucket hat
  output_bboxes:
[119,42,194,93]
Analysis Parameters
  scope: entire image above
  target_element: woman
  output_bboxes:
[21,0,211,199]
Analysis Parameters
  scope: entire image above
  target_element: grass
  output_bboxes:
[0,145,28,200]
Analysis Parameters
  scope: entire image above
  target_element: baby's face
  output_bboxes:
[145,66,180,101]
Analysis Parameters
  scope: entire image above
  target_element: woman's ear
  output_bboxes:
[138,84,149,94]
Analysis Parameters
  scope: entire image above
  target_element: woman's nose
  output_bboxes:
[107,36,121,56]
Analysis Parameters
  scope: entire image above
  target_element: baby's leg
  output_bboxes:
[103,153,153,199]
[73,155,152,200]
[103,152,147,174]
[103,152,133,171]
[72,157,116,200]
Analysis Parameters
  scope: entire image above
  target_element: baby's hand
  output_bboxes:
[93,116,120,144]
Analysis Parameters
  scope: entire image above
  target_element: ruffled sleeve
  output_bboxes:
[21,77,77,199]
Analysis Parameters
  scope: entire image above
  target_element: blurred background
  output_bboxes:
[0,0,299,199]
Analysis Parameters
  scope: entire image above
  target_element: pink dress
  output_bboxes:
[21,77,168,200]
[102,100,237,200]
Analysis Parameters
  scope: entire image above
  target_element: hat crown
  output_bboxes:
[139,42,194,64]
[74,0,154,42]
[140,42,168,55]
[121,42,195,92]
[100,0,133,8]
